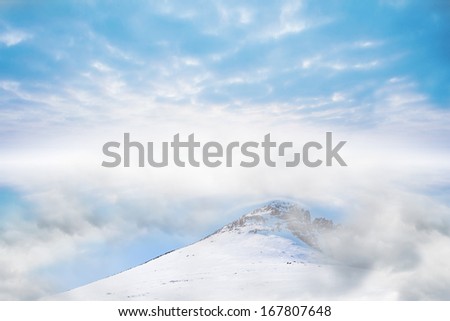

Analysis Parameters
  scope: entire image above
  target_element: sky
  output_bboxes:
[0,0,450,299]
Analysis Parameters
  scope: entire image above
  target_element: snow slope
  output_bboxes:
[53,201,397,300]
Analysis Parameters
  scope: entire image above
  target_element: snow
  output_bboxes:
[51,201,398,300]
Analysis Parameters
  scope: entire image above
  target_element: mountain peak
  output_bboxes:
[53,201,396,301]
[213,200,333,248]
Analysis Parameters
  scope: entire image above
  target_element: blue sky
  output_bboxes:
[0,0,450,299]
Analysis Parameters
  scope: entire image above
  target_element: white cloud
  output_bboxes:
[331,92,346,102]
[1,90,449,298]
[262,1,308,39]
[0,0,448,300]
[353,40,383,48]
[0,80,20,92]
[91,61,112,73]
[0,29,30,47]
[215,4,254,26]
[299,55,382,71]
[319,190,450,299]
[237,7,253,24]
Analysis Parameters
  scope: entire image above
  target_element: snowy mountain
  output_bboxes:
[214,201,334,248]
[53,201,396,300]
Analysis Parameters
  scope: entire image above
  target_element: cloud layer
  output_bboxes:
[0,0,449,299]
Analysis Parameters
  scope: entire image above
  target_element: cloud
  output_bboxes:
[1,83,449,299]
[0,29,30,47]
[263,1,307,39]
[318,189,450,300]
[0,0,449,300]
